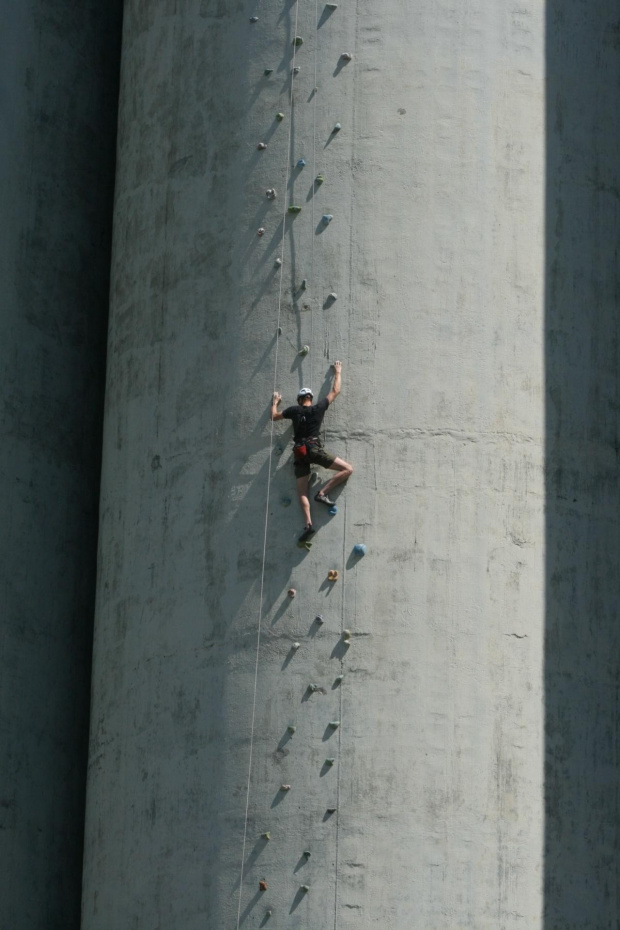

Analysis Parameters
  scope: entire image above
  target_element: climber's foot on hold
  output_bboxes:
[315,492,335,507]
[299,524,316,543]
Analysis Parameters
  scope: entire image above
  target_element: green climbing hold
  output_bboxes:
[298,345,310,356]
[262,832,271,840]
[315,174,325,185]
[335,674,344,685]
[301,885,310,893]
[303,850,311,858]
[325,758,335,767]
[276,112,284,121]
[294,36,304,46]
[288,205,302,214]
[328,720,340,729]
[287,725,297,734]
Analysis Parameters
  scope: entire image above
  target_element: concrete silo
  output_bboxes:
[0,1,122,926]
[82,1,620,928]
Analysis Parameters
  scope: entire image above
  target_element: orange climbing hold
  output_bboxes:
[327,570,339,582]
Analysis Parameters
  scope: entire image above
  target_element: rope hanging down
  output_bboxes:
[235,4,301,927]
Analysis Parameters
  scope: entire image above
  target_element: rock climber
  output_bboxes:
[271,361,353,543]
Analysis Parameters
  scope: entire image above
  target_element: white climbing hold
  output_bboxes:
[329,292,338,300]
[281,784,291,791]
[266,188,277,200]
[250,16,259,22]
[332,123,342,133]
[299,345,310,356]
[326,2,338,8]
[275,257,282,266]
[322,214,333,225]
[257,142,267,150]
[276,111,284,121]
[341,52,353,61]
[328,721,340,729]
[257,228,265,237]
[291,642,300,651]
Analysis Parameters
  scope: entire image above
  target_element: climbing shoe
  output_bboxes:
[315,492,335,507]
[298,524,316,543]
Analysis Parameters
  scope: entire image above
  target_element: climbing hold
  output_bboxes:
[293,66,301,75]
[328,720,340,729]
[281,784,291,791]
[257,142,267,150]
[327,569,339,582]
[294,36,304,46]
[328,292,338,301]
[288,588,296,598]
[328,505,338,515]
[264,69,273,76]
[322,214,333,226]
[341,52,353,61]
[275,259,282,268]
[327,807,337,814]
[354,544,367,556]
[276,111,284,121]
[326,2,338,7]
[299,345,310,356]
[277,327,283,337]
[309,683,321,692]
[265,911,272,919]
[262,832,271,840]
[301,279,307,290]
[297,158,306,168]
[334,674,344,685]
[259,880,268,891]
[257,228,265,237]
[291,643,300,652]
[325,758,335,767]
[303,850,311,858]
[287,725,297,734]
[266,188,277,200]
[332,122,342,133]
[315,174,325,185]
[301,885,310,893]
[250,16,259,22]
[315,614,325,625]
[343,629,352,638]
[288,205,302,214]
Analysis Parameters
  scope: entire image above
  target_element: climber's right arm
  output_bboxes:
[271,392,284,421]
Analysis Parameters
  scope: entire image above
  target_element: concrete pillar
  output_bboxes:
[82,1,619,928]
[0,2,122,926]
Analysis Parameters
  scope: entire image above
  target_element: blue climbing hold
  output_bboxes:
[354,544,366,557]
[297,158,306,168]
[322,214,333,225]
[329,505,338,515]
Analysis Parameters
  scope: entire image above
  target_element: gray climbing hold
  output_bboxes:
[341,52,353,61]
[257,142,267,150]
[288,588,296,598]
[293,66,300,75]
[329,505,338,515]
[303,850,311,858]
[326,2,338,7]
[264,69,273,76]
[294,36,304,46]
[250,16,259,22]
[297,158,306,168]
[343,629,352,639]
[301,885,310,893]
[288,205,302,214]
[299,345,309,356]
[334,675,344,685]
[332,122,342,133]
[265,911,272,919]
[315,614,325,625]
[329,292,338,300]
[276,111,284,121]
[327,807,337,813]
[325,758,335,767]
[310,683,321,692]
[275,258,282,267]
[291,643,300,652]
[322,214,333,225]
[287,724,297,734]
[266,188,277,200]
[301,279,307,290]
[257,228,265,237]
[328,721,340,729]
[315,174,325,185]
[354,544,367,556]
[262,832,271,840]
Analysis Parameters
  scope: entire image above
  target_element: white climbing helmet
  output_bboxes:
[297,387,313,400]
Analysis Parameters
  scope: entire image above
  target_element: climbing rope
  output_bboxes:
[235,4,301,927]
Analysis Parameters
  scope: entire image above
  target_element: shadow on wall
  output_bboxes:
[545,2,620,927]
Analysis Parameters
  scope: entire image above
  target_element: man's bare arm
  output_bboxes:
[271,391,284,421]
[326,361,342,404]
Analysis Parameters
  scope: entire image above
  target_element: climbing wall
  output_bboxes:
[83,1,548,926]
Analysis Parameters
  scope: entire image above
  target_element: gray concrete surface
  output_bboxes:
[0,2,122,926]
[82,1,619,928]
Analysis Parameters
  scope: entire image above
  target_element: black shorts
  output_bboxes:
[293,445,337,479]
